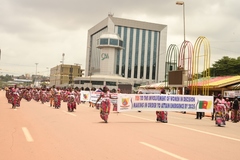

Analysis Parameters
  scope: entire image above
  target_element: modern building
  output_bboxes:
[50,64,84,87]
[74,14,167,91]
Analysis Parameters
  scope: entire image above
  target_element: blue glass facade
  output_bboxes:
[134,29,140,78]
[115,26,160,81]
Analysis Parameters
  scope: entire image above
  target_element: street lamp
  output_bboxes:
[35,63,38,76]
[176,1,186,42]
[176,1,186,97]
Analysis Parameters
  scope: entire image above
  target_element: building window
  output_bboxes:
[74,80,80,84]
[122,27,128,77]
[110,39,118,46]
[152,31,158,80]
[119,40,123,47]
[134,29,139,78]
[128,28,133,78]
[106,81,116,86]
[92,81,104,85]
[146,30,152,79]
[116,26,122,74]
[140,29,146,78]
[100,38,108,45]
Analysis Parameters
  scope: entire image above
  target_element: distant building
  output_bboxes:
[74,14,167,90]
[50,64,84,87]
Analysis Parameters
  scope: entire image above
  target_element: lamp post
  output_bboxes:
[176,1,186,97]
[35,63,38,76]
[176,1,185,42]
[35,63,38,87]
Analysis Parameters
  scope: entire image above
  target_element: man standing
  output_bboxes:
[232,96,239,123]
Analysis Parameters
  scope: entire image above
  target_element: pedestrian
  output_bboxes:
[225,97,231,121]
[214,94,226,126]
[54,87,62,109]
[232,96,239,123]
[96,86,113,123]
[196,94,203,120]
[49,86,55,107]
[137,91,143,112]
[196,111,203,119]
[212,94,226,120]
[156,89,168,123]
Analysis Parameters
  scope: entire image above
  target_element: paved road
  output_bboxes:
[0,90,239,160]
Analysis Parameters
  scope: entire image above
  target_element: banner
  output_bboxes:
[224,90,240,98]
[80,91,91,101]
[117,94,214,112]
[90,91,101,103]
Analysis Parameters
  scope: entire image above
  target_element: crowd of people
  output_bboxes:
[5,85,81,111]
[4,85,121,123]
[3,85,240,125]
[212,94,239,124]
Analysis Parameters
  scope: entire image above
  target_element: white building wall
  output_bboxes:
[99,48,116,75]
[158,27,167,82]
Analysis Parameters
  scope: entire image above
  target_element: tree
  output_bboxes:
[0,74,14,82]
[210,56,240,76]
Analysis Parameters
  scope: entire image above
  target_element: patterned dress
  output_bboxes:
[214,98,226,126]
[99,91,111,122]
[54,89,62,108]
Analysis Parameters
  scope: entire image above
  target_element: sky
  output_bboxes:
[0,0,239,76]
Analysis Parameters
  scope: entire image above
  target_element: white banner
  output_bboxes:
[117,94,214,112]
[224,90,240,98]
[80,91,91,101]
[90,91,101,103]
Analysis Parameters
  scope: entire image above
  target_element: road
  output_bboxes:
[0,90,239,160]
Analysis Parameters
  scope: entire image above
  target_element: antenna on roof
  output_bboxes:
[108,12,114,17]
[60,53,65,64]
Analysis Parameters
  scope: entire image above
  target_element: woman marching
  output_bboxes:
[54,87,62,109]
[96,86,112,123]
[156,89,168,123]
[214,94,227,126]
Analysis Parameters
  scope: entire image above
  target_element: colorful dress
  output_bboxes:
[99,91,111,123]
[67,91,76,112]
[54,89,61,109]
[214,98,226,126]
[11,88,21,108]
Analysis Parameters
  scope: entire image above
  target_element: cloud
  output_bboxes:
[0,0,239,76]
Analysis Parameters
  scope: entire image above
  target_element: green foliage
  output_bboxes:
[210,56,240,76]
[0,74,14,82]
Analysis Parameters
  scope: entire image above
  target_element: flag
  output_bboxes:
[199,100,212,109]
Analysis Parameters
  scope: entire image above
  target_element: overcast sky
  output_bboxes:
[0,0,239,76]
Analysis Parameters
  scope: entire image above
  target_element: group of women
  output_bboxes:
[5,86,81,112]
[6,85,240,125]
[213,94,240,126]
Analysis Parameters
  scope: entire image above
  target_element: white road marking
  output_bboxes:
[62,110,77,116]
[140,142,188,160]
[122,114,155,121]
[22,127,34,142]
[167,123,240,142]
[122,113,240,142]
